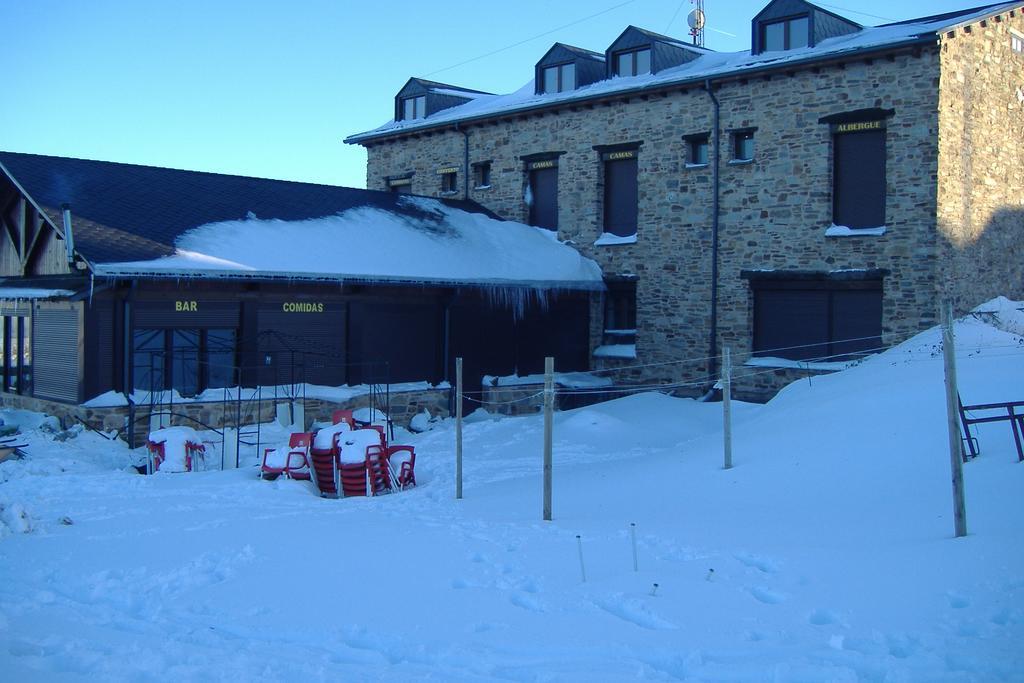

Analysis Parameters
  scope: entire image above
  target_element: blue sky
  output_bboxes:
[0,0,985,189]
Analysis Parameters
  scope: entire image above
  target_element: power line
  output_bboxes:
[813,2,896,23]
[424,0,636,78]
[665,0,688,33]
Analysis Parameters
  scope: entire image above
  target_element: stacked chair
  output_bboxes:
[309,410,417,498]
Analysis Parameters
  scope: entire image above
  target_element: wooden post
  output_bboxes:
[456,357,463,500]
[941,302,967,538]
[723,345,733,470]
[543,356,554,521]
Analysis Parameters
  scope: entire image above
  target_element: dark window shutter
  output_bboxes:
[604,158,638,236]
[529,167,558,230]
[754,289,829,360]
[830,289,882,358]
[834,130,886,228]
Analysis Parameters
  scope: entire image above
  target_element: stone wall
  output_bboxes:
[366,45,946,397]
[937,9,1024,314]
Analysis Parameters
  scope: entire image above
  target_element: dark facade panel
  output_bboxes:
[83,297,116,400]
[448,294,517,392]
[257,301,346,387]
[133,299,240,328]
[577,58,607,88]
[652,41,700,73]
[753,281,883,361]
[347,299,442,385]
[513,293,590,375]
[528,166,558,230]
[754,0,812,23]
[834,128,886,228]
[813,9,861,44]
[33,305,80,403]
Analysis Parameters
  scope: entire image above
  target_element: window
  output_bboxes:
[400,95,426,121]
[762,16,810,52]
[542,63,576,93]
[752,282,882,361]
[603,150,639,237]
[388,177,412,194]
[1,315,31,395]
[440,170,458,194]
[833,122,886,228]
[133,328,237,396]
[604,280,637,346]
[1011,28,1024,54]
[732,129,755,162]
[614,48,651,77]
[526,159,558,230]
[685,134,709,166]
[473,161,492,189]
[438,166,459,194]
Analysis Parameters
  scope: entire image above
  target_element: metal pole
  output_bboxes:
[455,357,463,500]
[723,346,733,470]
[630,522,638,572]
[543,356,554,521]
[576,534,586,583]
[942,301,967,538]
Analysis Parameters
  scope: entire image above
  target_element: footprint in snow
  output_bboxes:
[947,592,970,609]
[808,608,839,626]
[594,595,678,630]
[510,591,544,612]
[749,586,787,605]
[734,552,780,574]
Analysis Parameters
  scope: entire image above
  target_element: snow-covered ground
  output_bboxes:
[1,302,1022,681]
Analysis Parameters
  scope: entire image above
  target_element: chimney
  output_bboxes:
[61,203,75,264]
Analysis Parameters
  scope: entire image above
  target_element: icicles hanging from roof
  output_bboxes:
[480,284,550,320]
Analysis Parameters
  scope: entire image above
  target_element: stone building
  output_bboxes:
[0,153,600,437]
[346,0,1024,399]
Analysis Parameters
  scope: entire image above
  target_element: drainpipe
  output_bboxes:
[457,123,470,200]
[704,79,721,388]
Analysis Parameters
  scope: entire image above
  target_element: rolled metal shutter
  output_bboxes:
[33,305,81,402]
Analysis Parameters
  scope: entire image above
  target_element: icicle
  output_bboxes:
[480,284,553,320]
[523,183,534,207]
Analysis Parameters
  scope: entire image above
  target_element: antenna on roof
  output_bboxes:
[687,0,706,48]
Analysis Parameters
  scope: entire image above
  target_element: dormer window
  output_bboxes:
[401,95,426,121]
[762,16,809,51]
[542,63,576,94]
[614,48,651,77]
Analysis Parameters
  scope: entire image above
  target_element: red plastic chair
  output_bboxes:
[332,409,355,428]
[365,445,392,495]
[261,432,313,480]
[147,440,165,473]
[185,441,206,472]
[386,445,416,489]
[339,461,368,496]
[309,446,340,498]
[365,425,387,447]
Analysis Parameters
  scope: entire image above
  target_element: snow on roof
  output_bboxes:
[91,195,603,289]
[346,2,1021,144]
[0,288,75,300]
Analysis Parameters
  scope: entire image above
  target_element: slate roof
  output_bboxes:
[346,1,1022,145]
[0,151,492,266]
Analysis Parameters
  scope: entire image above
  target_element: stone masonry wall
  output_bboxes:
[366,47,944,398]
[937,9,1024,314]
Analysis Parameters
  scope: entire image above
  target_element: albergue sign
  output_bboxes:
[835,120,884,134]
